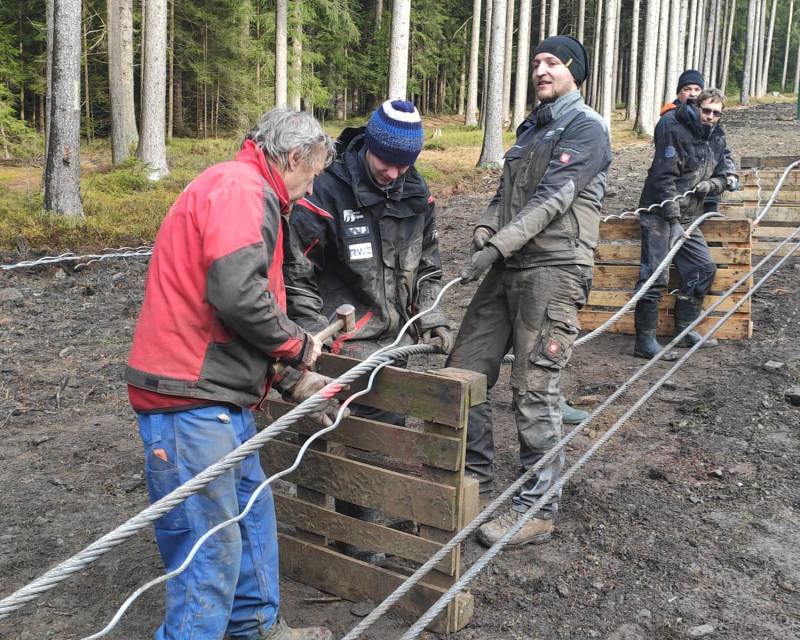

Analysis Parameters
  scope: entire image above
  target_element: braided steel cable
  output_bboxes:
[398,232,800,640]
[82,355,401,640]
[0,279,461,620]
[0,247,153,271]
[343,218,800,640]
[752,160,800,225]
[754,167,764,211]
[600,186,700,222]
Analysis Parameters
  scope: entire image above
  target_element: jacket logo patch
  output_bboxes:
[546,340,563,358]
[559,151,571,164]
[344,225,370,238]
[343,209,364,223]
[347,242,373,261]
[664,145,677,158]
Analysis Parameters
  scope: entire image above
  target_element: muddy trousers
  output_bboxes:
[635,211,717,303]
[136,406,280,640]
[446,264,590,517]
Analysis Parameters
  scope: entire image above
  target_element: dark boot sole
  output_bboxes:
[476,530,552,548]
[633,349,678,361]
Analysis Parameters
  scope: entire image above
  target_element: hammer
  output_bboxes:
[273,304,356,375]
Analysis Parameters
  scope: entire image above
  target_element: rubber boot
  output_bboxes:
[559,396,589,424]
[633,299,678,360]
[674,295,718,348]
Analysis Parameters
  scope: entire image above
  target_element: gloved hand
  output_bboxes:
[693,180,714,196]
[472,226,495,252]
[287,371,348,427]
[725,174,740,192]
[460,245,501,283]
[298,333,323,370]
[421,326,455,353]
[669,221,689,249]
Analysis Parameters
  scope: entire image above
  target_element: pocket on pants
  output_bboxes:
[145,446,191,531]
[530,302,580,370]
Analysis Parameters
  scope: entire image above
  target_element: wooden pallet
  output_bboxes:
[582,218,753,340]
[719,162,800,257]
[257,355,486,633]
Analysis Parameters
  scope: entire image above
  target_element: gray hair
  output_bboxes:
[697,88,726,108]
[246,107,335,170]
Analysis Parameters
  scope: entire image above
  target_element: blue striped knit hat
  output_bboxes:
[364,100,424,166]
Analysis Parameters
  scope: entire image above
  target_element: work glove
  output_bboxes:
[669,221,689,249]
[298,333,323,370]
[725,174,740,192]
[460,245,501,283]
[287,370,349,427]
[693,180,714,196]
[472,226,495,252]
[421,326,455,354]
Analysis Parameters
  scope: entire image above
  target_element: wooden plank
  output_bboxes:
[261,400,463,471]
[719,205,800,221]
[594,243,750,265]
[463,476,481,525]
[586,290,751,313]
[262,440,457,529]
[274,494,454,574]
[315,353,469,428]
[725,189,800,202]
[753,226,800,238]
[279,533,474,634]
[578,310,752,340]
[591,265,752,292]
[740,172,800,186]
[599,218,751,242]
[435,367,488,406]
[753,242,800,257]
[740,156,800,169]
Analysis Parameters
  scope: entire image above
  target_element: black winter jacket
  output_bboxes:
[285,129,448,354]
[640,103,734,222]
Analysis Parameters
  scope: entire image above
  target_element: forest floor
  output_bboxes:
[1,103,799,640]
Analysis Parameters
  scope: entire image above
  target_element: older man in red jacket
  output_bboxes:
[126,108,335,640]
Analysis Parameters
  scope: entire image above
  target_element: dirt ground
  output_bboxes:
[1,103,799,640]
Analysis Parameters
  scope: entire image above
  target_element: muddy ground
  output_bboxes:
[1,103,799,640]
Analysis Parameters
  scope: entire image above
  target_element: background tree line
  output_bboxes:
[0,0,798,212]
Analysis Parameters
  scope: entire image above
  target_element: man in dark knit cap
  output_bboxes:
[285,100,452,560]
[446,35,612,547]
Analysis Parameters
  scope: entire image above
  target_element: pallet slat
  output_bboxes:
[591,264,751,292]
[586,290,751,313]
[580,311,753,340]
[599,218,750,242]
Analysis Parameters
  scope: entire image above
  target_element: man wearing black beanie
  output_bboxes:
[446,36,611,548]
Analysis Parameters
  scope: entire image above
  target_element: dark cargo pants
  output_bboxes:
[446,263,591,516]
[636,211,717,303]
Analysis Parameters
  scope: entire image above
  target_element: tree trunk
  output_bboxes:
[626,0,640,122]
[140,0,146,100]
[167,0,173,138]
[711,0,723,86]
[741,0,757,104]
[549,0,559,36]
[601,0,617,126]
[44,0,54,170]
[677,0,688,73]
[502,0,515,126]
[655,0,670,110]
[694,0,706,71]
[577,0,585,42]
[781,0,794,91]
[82,1,93,142]
[388,0,411,99]
[512,0,533,129]
[702,0,716,86]
[137,0,168,179]
[686,0,698,68]
[611,0,622,105]
[665,0,681,105]
[173,67,183,134]
[479,0,507,166]
[44,0,84,217]
[794,26,800,94]
[276,0,288,106]
[754,0,765,96]
[290,0,302,110]
[539,0,547,42]
[459,31,467,115]
[465,0,482,125]
[761,0,777,94]
[636,0,661,134]
[720,0,736,93]
[480,0,494,128]
[375,0,384,29]
[590,0,603,109]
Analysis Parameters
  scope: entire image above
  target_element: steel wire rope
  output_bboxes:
[0,278,462,620]
[82,355,402,640]
[753,159,800,225]
[600,186,700,222]
[397,233,800,640]
[342,213,800,640]
[0,247,154,271]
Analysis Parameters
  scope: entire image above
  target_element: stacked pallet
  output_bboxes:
[719,155,800,257]
[580,218,753,340]
[258,355,485,633]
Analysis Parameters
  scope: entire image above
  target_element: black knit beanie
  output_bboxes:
[532,35,589,86]
[676,69,705,92]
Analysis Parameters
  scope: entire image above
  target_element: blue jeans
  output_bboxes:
[137,405,280,640]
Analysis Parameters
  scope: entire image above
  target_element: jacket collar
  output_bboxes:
[236,139,291,214]
[526,89,584,131]
[676,103,716,140]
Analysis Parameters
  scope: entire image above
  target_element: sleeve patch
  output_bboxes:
[559,151,572,164]
[664,145,677,158]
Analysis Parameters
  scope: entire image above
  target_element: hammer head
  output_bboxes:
[336,304,356,333]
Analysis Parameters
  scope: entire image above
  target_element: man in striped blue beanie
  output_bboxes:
[363,100,425,181]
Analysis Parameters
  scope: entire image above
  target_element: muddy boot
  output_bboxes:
[476,509,553,548]
[674,295,718,348]
[633,300,678,361]
[260,617,333,640]
[559,396,589,424]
